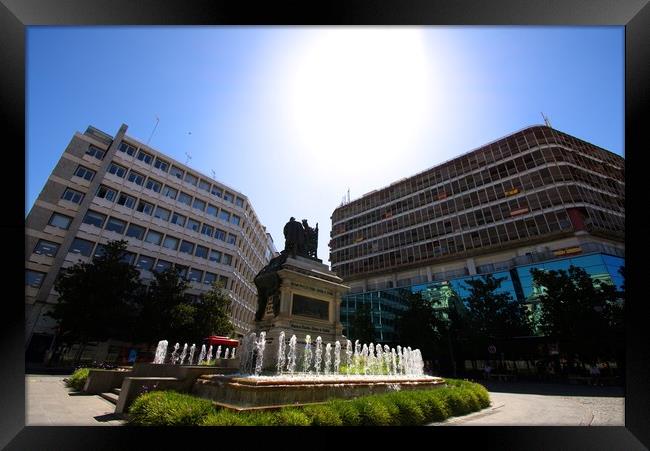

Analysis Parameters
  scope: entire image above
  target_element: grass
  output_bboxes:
[127,378,490,426]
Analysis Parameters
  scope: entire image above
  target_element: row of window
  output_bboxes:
[117,141,245,208]
[332,127,623,222]
[79,210,235,265]
[332,148,623,237]
[101,165,243,226]
[95,184,240,241]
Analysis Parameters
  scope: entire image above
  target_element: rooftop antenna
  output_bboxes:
[541,112,552,128]
[146,115,159,145]
[211,169,216,179]
[347,188,350,203]
[185,152,192,165]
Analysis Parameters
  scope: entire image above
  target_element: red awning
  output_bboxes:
[204,335,239,347]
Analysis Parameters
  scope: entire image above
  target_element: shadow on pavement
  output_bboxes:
[94,413,127,422]
[475,380,624,397]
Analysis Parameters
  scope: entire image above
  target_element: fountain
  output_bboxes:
[179,343,188,365]
[302,335,313,373]
[254,332,266,376]
[286,334,297,374]
[206,345,214,365]
[216,345,222,360]
[335,341,342,374]
[153,340,168,364]
[276,331,286,375]
[188,344,196,365]
[170,343,180,365]
[197,344,207,366]
[314,337,323,375]
[224,348,230,360]
[324,343,332,375]
[231,348,236,359]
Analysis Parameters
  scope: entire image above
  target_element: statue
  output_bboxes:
[283,217,305,258]
[302,220,319,259]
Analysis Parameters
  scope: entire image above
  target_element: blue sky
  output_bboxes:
[26,26,624,265]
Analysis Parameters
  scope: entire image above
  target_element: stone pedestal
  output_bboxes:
[254,255,349,370]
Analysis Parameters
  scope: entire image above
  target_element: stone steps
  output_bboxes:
[99,391,119,405]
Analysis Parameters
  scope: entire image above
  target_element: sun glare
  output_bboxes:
[284,29,435,175]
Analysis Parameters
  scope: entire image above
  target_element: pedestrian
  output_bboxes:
[589,362,601,386]
[483,362,493,380]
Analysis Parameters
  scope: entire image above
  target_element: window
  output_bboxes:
[82,210,106,228]
[69,237,95,256]
[136,255,155,271]
[118,141,136,156]
[235,197,244,208]
[184,172,198,186]
[95,243,107,258]
[105,217,127,234]
[34,240,59,257]
[61,188,84,204]
[136,200,154,216]
[96,185,117,201]
[222,254,233,266]
[145,230,163,245]
[199,179,211,192]
[127,170,145,186]
[223,192,234,203]
[195,245,209,259]
[145,178,162,193]
[85,146,105,160]
[49,213,72,229]
[125,223,146,240]
[211,185,223,198]
[178,192,192,206]
[162,185,178,200]
[188,268,204,282]
[179,240,195,254]
[154,206,171,221]
[116,193,136,209]
[192,198,206,211]
[186,218,200,232]
[219,275,229,288]
[209,249,222,263]
[154,259,172,273]
[154,158,169,172]
[215,229,227,241]
[136,150,153,164]
[170,165,184,179]
[74,165,95,181]
[227,233,237,245]
[175,265,188,279]
[26,270,45,288]
[162,235,179,250]
[171,212,186,227]
[121,251,136,265]
[206,204,218,217]
[201,224,214,237]
[108,162,127,178]
[219,210,231,222]
[231,215,241,226]
[204,272,218,285]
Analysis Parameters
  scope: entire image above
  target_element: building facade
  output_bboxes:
[26,124,276,361]
[329,125,625,343]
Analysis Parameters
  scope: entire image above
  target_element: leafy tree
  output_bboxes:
[530,265,623,361]
[188,281,235,341]
[395,291,439,358]
[349,303,376,343]
[136,267,189,345]
[461,274,532,347]
[48,240,143,363]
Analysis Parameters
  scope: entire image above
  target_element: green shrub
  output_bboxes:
[302,405,343,426]
[202,409,254,426]
[413,390,449,422]
[66,368,90,391]
[386,392,425,426]
[353,397,393,426]
[327,399,362,426]
[271,408,311,426]
[242,410,277,426]
[128,390,215,426]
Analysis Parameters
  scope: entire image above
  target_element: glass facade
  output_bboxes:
[341,252,624,345]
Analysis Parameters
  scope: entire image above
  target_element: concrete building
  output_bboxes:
[25,124,276,362]
[329,125,624,343]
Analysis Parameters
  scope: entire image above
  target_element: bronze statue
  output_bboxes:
[302,219,319,259]
[283,217,305,258]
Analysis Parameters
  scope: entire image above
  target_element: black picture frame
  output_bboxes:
[2,0,648,448]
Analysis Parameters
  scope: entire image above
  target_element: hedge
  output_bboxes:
[65,368,90,391]
[128,379,490,426]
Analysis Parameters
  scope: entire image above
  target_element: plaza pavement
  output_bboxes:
[431,380,625,426]
[26,375,126,426]
[25,375,624,427]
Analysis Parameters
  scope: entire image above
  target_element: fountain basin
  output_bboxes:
[192,374,446,409]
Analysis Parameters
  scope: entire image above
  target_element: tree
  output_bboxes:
[136,267,189,346]
[349,302,375,343]
[461,274,532,348]
[187,281,235,341]
[530,265,622,361]
[395,291,439,358]
[48,240,143,363]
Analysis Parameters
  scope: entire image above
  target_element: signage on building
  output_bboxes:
[553,246,582,257]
